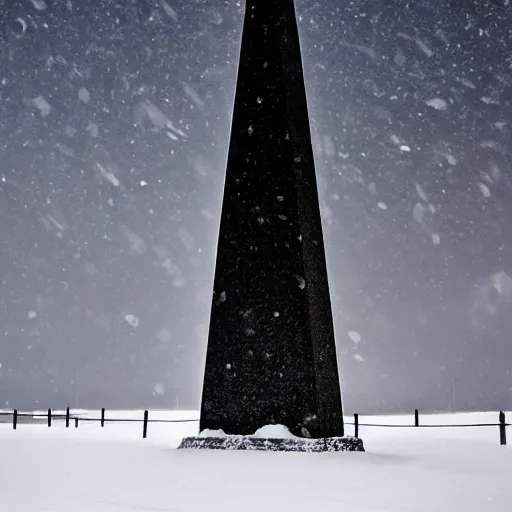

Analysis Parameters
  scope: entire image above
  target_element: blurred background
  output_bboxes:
[1,0,511,414]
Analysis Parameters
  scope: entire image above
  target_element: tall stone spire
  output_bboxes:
[200,0,344,439]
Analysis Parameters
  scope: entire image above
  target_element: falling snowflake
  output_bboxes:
[156,328,171,343]
[413,203,426,224]
[78,87,90,103]
[29,0,47,9]
[32,96,52,117]
[426,98,448,111]
[478,183,491,198]
[295,275,306,290]
[348,331,361,343]
[124,314,140,328]
[152,383,165,396]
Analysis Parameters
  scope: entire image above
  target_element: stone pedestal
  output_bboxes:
[179,436,364,453]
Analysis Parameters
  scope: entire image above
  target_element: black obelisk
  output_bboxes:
[200,0,344,439]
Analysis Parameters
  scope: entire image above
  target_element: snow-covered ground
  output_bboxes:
[0,410,510,511]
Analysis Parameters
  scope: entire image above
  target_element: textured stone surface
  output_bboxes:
[178,436,364,453]
[200,0,343,439]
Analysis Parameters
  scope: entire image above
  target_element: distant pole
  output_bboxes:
[143,410,149,439]
[66,407,70,428]
[101,408,105,427]
[75,417,79,428]
[414,409,419,427]
[499,411,507,446]
[354,413,359,438]
[13,409,17,430]
[48,408,52,427]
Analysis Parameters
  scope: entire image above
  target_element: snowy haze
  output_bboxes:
[1,1,512,413]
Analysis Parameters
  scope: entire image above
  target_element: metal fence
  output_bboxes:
[0,408,198,439]
[347,409,509,446]
[0,408,509,445]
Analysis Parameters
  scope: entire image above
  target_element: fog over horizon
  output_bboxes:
[1,0,512,414]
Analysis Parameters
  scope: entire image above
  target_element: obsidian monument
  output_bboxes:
[181,0,361,451]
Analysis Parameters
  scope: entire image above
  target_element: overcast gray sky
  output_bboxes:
[1,0,511,414]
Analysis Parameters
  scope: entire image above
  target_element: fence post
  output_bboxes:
[414,409,419,427]
[66,407,70,428]
[13,409,17,430]
[499,411,507,446]
[354,413,359,438]
[101,408,105,427]
[75,417,79,428]
[143,410,149,439]
[48,408,52,427]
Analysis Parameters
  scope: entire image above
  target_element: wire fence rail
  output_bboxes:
[348,410,509,446]
[0,408,199,439]
[0,408,509,445]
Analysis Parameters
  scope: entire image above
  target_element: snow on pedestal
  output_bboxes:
[179,424,364,452]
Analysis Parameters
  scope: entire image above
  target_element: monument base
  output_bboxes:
[178,436,364,453]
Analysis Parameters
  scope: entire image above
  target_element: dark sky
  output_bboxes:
[1,0,511,413]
